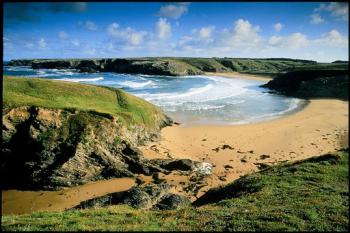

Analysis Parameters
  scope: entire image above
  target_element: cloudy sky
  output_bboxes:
[3,2,349,62]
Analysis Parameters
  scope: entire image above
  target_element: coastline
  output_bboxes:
[141,98,349,199]
[204,71,274,82]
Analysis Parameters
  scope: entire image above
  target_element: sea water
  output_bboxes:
[3,66,306,126]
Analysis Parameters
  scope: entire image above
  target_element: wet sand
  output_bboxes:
[204,72,273,82]
[2,178,135,215]
[141,99,349,199]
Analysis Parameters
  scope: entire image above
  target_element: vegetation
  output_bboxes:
[3,76,165,127]
[262,63,349,100]
[2,150,348,231]
[8,57,319,76]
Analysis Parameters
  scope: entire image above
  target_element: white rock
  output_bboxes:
[194,162,213,175]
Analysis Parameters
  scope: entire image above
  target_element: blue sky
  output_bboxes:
[3,2,349,62]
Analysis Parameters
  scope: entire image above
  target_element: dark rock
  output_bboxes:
[212,147,220,152]
[262,68,348,100]
[260,154,270,160]
[222,145,234,150]
[79,67,97,73]
[1,106,169,190]
[72,191,126,209]
[122,183,170,209]
[122,188,152,209]
[154,193,190,210]
[161,159,197,171]
[254,163,270,170]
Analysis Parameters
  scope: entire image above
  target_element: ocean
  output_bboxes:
[3,66,306,126]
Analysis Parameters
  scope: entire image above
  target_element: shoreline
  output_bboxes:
[141,98,349,200]
[204,71,274,82]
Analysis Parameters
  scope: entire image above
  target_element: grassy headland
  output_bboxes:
[2,150,348,231]
[8,57,318,76]
[3,76,167,128]
[2,76,171,190]
[262,63,349,100]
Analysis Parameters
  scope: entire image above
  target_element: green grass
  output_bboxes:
[3,76,165,127]
[9,57,319,76]
[2,150,348,231]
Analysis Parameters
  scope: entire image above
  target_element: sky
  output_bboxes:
[3,2,349,62]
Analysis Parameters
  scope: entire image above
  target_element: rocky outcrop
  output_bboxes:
[1,106,172,190]
[262,67,349,100]
[7,59,33,66]
[8,57,319,76]
[72,183,191,210]
[17,58,203,76]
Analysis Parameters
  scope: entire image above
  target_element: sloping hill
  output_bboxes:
[2,76,172,189]
[2,150,348,231]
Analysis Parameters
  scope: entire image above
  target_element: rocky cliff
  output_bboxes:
[8,57,318,76]
[262,64,349,100]
[1,77,178,190]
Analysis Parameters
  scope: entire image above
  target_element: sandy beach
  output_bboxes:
[141,93,349,199]
[204,72,274,81]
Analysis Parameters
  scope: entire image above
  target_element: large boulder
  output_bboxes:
[121,183,170,209]
[154,193,191,210]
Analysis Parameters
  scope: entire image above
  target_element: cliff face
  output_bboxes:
[262,65,349,100]
[8,57,318,76]
[2,106,156,189]
[1,77,174,190]
[11,58,203,76]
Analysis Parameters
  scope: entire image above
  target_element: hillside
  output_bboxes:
[2,150,348,231]
[7,57,317,76]
[2,76,180,190]
[262,63,349,100]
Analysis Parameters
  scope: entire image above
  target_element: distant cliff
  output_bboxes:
[262,63,349,100]
[8,57,317,76]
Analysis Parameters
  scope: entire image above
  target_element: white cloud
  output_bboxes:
[284,32,309,49]
[273,23,284,32]
[199,26,215,39]
[38,38,47,48]
[268,33,309,49]
[226,19,262,47]
[71,40,80,47]
[107,23,147,46]
[315,29,348,47]
[156,18,171,40]
[310,13,324,24]
[79,21,98,31]
[58,31,69,39]
[268,36,282,46]
[316,2,348,21]
[25,42,34,48]
[158,4,188,19]
[84,21,98,31]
